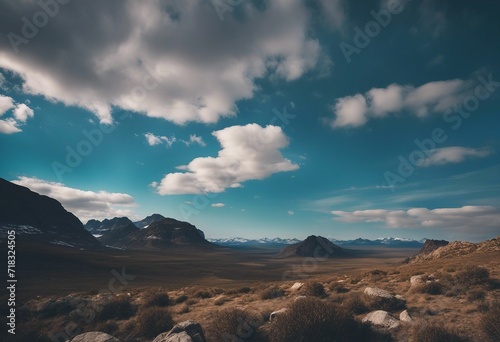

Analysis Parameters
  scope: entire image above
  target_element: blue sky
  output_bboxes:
[1,0,499,241]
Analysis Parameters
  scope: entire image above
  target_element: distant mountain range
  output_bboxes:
[208,236,426,248]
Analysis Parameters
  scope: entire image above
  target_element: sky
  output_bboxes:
[1,0,500,242]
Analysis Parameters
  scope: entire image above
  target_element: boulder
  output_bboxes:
[399,310,412,323]
[153,320,205,342]
[364,287,393,299]
[71,332,121,342]
[269,308,288,321]
[410,275,424,286]
[290,282,304,291]
[362,310,400,330]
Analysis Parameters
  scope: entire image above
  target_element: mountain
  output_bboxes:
[100,217,212,249]
[134,213,166,229]
[278,235,343,258]
[209,236,423,248]
[404,237,500,264]
[93,217,140,246]
[0,178,101,249]
[85,217,136,234]
[209,237,302,247]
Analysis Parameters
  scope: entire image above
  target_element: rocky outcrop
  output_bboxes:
[0,178,101,249]
[134,213,166,229]
[404,237,500,264]
[278,235,343,258]
[362,310,400,329]
[399,310,412,323]
[71,332,121,342]
[153,320,205,342]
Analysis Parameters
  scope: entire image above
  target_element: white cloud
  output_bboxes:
[152,124,299,195]
[0,118,21,134]
[145,132,176,147]
[0,97,35,134]
[182,134,206,147]
[330,79,468,128]
[0,95,14,115]
[421,147,492,167]
[332,206,500,233]
[12,177,137,223]
[211,203,225,208]
[13,103,34,122]
[288,210,295,215]
[0,1,323,125]
[318,0,346,30]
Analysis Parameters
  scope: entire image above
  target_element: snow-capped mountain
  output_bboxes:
[209,236,424,248]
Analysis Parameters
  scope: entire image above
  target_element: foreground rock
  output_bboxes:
[269,308,288,321]
[410,275,425,287]
[71,332,120,342]
[153,320,205,342]
[362,310,400,329]
[364,287,393,299]
[399,310,413,323]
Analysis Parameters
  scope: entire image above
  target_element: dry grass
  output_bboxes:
[409,322,467,342]
[260,286,285,300]
[132,307,174,338]
[205,307,264,342]
[480,302,500,342]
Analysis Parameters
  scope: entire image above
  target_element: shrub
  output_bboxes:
[194,290,212,299]
[97,296,136,321]
[303,282,326,297]
[340,293,368,315]
[467,288,486,302]
[363,295,406,312]
[133,307,174,338]
[177,303,190,314]
[480,303,500,341]
[413,282,444,295]
[238,287,252,294]
[329,282,349,293]
[270,297,390,342]
[175,295,188,304]
[410,322,467,342]
[143,291,170,307]
[261,286,285,300]
[455,266,489,287]
[206,308,263,342]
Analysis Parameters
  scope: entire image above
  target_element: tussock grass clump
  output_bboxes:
[143,291,170,307]
[480,303,500,342]
[194,290,212,299]
[413,282,445,295]
[303,282,326,297]
[270,297,390,342]
[455,266,490,287]
[340,293,369,314]
[329,282,349,293]
[206,307,263,342]
[175,294,188,304]
[409,322,467,342]
[467,288,486,302]
[261,286,285,300]
[133,307,174,338]
[96,295,136,321]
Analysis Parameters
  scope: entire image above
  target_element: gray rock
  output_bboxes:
[410,275,424,286]
[71,332,121,342]
[269,308,288,321]
[290,282,304,291]
[153,320,205,342]
[362,310,401,330]
[399,310,412,323]
[364,287,393,299]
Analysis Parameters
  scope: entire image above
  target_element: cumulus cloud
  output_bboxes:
[0,95,34,134]
[0,0,324,125]
[152,124,299,195]
[211,203,225,208]
[332,206,500,233]
[145,132,177,147]
[0,94,14,115]
[420,147,492,167]
[330,79,468,128]
[182,134,206,147]
[288,210,295,215]
[12,177,137,223]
